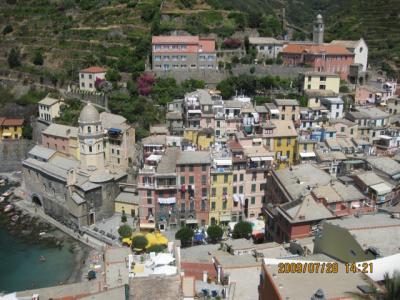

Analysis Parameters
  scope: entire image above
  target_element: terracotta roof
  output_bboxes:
[283,44,352,55]
[2,118,24,126]
[80,66,107,73]
[181,262,217,281]
[152,35,200,44]
[199,38,215,52]
[227,140,243,150]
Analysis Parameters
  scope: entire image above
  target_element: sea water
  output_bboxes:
[0,227,78,293]
[0,183,78,293]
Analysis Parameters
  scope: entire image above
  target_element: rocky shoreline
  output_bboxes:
[0,184,91,285]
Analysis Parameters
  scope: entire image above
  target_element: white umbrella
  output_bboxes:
[152,253,175,266]
[153,265,177,276]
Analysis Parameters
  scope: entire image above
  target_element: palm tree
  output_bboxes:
[347,271,400,300]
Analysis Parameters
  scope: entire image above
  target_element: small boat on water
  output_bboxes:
[0,179,6,186]
[2,190,13,197]
[4,204,13,212]
[39,256,46,262]
[11,215,19,222]
[39,232,46,236]
[0,196,5,203]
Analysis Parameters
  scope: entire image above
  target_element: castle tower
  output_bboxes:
[313,14,324,44]
[78,102,105,170]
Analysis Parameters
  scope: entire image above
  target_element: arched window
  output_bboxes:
[88,126,91,133]
[89,146,93,152]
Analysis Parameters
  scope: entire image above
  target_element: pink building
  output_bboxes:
[41,123,78,156]
[282,44,354,80]
[152,36,217,71]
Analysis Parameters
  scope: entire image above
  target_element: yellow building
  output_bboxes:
[184,128,214,150]
[271,120,298,169]
[296,138,317,164]
[302,71,340,94]
[114,188,140,218]
[209,158,233,225]
[0,118,24,140]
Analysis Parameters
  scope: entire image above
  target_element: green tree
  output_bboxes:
[8,48,21,68]
[33,51,44,66]
[132,236,148,252]
[105,69,121,83]
[207,225,224,243]
[175,227,194,247]
[217,79,235,99]
[121,211,127,223]
[233,221,252,239]
[118,224,132,238]
[244,36,250,53]
[22,124,32,139]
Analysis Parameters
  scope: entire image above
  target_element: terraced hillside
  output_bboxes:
[0,0,399,81]
[0,0,156,82]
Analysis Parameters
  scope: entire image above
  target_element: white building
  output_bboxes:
[249,37,284,60]
[331,38,368,72]
[320,97,344,119]
[79,67,107,92]
[38,95,61,123]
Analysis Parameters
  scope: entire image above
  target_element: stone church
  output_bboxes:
[22,103,128,228]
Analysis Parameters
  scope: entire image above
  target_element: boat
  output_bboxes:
[39,256,46,262]
[2,190,13,197]
[4,204,13,212]
[39,232,46,236]
[0,196,5,203]
[0,179,5,186]
[11,215,19,222]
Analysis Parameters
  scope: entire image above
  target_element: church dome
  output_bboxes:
[316,14,323,20]
[79,102,100,123]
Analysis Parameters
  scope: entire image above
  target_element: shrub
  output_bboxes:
[250,66,255,74]
[8,48,21,68]
[121,211,127,223]
[2,24,13,35]
[175,227,194,247]
[33,51,44,66]
[222,38,242,49]
[106,69,121,83]
[132,236,148,252]
[233,221,252,239]
[118,224,132,238]
[147,244,165,253]
[207,225,223,243]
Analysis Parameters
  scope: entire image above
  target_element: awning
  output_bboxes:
[2,132,11,137]
[214,159,232,166]
[261,156,274,161]
[185,219,198,224]
[140,223,155,229]
[299,152,316,158]
[344,159,365,164]
[351,202,361,208]
[251,157,261,162]
[270,109,279,114]
[252,138,262,143]
[158,197,176,204]
[108,128,122,134]
[188,109,202,114]
[233,194,240,202]
[379,135,392,140]
[220,215,231,222]
[370,183,393,195]
[147,154,162,162]
[392,173,400,180]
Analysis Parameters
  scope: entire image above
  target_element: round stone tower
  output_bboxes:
[313,14,324,44]
[78,102,105,170]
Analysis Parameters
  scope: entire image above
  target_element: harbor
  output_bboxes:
[0,182,93,293]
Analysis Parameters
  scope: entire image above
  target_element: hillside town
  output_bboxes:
[1,11,400,300]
